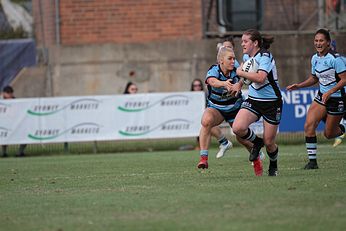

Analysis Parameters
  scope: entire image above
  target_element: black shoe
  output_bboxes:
[1,153,8,158]
[15,153,25,157]
[249,139,264,162]
[304,161,318,170]
[268,167,278,176]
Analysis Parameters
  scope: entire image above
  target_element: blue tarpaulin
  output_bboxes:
[0,38,36,90]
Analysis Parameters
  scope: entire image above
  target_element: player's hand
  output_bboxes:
[322,92,332,104]
[229,82,242,97]
[223,80,233,92]
[286,84,299,91]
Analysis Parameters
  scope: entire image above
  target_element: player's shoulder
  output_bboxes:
[208,64,218,71]
[323,49,345,61]
[207,64,220,77]
[243,54,250,62]
[258,48,271,58]
[311,53,318,61]
[327,50,340,58]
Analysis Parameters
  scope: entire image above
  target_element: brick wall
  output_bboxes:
[32,0,330,46]
[58,0,202,45]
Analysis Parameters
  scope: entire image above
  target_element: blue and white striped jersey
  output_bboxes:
[243,49,281,101]
[311,50,346,97]
[205,65,243,112]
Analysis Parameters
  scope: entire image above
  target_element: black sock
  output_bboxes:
[217,135,228,146]
[253,136,263,146]
[241,128,262,145]
[267,147,278,169]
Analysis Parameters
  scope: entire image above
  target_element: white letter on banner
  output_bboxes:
[295,105,306,118]
[281,91,290,104]
[292,91,300,104]
[300,90,310,104]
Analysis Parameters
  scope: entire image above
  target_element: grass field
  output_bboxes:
[0,144,346,231]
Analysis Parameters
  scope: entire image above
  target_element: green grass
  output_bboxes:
[0,144,346,231]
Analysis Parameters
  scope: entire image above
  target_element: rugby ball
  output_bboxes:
[241,58,259,85]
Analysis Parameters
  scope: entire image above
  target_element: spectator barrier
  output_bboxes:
[0,92,205,145]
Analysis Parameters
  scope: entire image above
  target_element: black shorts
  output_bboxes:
[241,98,283,125]
[218,108,240,123]
[207,98,243,123]
[314,91,345,115]
[207,106,241,123]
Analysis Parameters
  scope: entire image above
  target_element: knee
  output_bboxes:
[232,122,243,135]
[304,122,310,132]
[201,117,214,129]
[263,137,275,148]
[304,121,316,133]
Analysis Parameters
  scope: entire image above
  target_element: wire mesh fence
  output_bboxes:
[1,132,335,157]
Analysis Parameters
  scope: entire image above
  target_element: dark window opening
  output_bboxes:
[217,0,263,31]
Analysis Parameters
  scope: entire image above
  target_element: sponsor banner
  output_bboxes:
[0,92,205,145]
[280,87,324,132]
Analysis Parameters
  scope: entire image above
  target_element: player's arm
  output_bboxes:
[286,74,319,91]
[206,77,232,92]
[236,55,269,84]
[288,55,320,91]
[236,67,267,84]
[286,74,318,91]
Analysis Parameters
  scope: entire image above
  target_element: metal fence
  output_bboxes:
[1,132,334,157]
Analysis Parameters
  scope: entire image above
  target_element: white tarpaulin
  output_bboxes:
[0,92,205,145]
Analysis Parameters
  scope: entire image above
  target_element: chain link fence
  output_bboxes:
[2,132,333,157]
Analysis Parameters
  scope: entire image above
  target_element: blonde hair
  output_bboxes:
[217,46,234,64]
[216,42,223,52]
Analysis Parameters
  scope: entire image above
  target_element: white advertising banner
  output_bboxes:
[0,92,205,145]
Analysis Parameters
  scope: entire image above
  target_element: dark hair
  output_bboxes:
[223,36,235,48]
[315,28,331,42]
[2,85,14,94]
[123,81,135,94]
[243,29,274,49]
[190,79,204,91]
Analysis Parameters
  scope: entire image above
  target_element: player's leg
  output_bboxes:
[222,106,263,176]
[324,95,345,140]
[234,130,265,176]
[197,108,224,169]
[232,103,263,162]
[304,101,326,169]
[333,113,346,147]
[211,126,233,159]
[213,109,240,159]
[263,121,279,176]
[260,99,282,176]
[324,114,344,139]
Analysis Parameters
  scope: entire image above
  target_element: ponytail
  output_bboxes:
[244,29,274,50]
[262,35,274,49]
